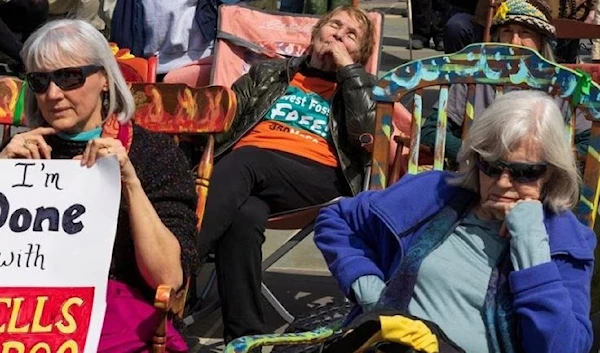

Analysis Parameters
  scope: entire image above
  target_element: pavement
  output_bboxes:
[184,1,446,351]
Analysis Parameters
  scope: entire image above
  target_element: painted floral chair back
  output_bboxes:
[0,76,27,146]
[128,82,237,353]
[370,42,600,228]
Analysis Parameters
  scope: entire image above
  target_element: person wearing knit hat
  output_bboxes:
[443,0,556,58]
[421,0,591,168]
[491,0,556,60]
[492,0,556,39]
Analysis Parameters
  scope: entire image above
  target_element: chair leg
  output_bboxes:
[261,223,315,271]
[261,282,295,323]
[183,267,221,327]
[260,223,315,323]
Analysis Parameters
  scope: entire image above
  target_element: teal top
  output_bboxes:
[408,212,506,353]
[56,127,102,142]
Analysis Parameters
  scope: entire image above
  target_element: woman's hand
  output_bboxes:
[75,137,139,185]
[321,41,355,69]
[497,198,541,238]
[0,127,56,159]
[312,41,355,71]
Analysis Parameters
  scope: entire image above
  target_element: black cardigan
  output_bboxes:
[45,124,199,299]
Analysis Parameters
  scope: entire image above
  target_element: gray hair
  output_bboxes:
[449,90,581,212]
[539,40,555,62]
[21,19,135,127]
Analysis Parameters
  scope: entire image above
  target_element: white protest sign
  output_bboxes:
[0,157,121,353]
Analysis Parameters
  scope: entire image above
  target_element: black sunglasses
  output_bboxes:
[26,65,104,94]
[476,157,548,183]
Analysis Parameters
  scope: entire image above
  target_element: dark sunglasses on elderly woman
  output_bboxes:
[26,65,104,94]
[476,157,548,183]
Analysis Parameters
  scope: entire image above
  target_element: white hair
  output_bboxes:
[20,19,135,127]
[449,90,581,212]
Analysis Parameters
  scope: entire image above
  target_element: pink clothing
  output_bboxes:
[98,279,188,353]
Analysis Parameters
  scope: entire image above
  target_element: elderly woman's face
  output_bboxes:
[477,138,549,220]
[498,24,543,51]
[311,11,365,68]
[29,59,107,133]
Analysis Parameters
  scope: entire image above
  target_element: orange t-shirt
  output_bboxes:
[234,71,339,167]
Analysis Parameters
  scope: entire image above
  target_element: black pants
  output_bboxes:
[411,0,449,42]
[0,0,48,63]
[197,146,348,341]
[443,11,484,54]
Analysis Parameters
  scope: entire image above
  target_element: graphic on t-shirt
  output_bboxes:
[265,86,331,139]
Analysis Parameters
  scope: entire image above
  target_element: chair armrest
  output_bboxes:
[154,284,188,316]
[267,197,342,230]
[153,281,189,352]
[224,326,337,353]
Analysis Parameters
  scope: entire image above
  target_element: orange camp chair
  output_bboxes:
[181,4,385,328]
[110,42,158,83]
[0,76,26,145]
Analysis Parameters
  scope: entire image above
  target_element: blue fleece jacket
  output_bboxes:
[314,171,596,353]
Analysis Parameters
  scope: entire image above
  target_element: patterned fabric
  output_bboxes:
[377,196,518,353]
[493,0,556,39]
[484,255,518,353]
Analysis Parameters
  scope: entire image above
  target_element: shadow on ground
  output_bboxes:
[185,270,346,353]
[380,51,408,73]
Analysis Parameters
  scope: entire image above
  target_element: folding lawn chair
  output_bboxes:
[181,3,385,328]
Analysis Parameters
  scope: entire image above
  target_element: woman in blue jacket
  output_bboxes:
[314,90,596,353]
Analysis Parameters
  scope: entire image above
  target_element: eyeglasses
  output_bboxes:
[476,157,548,183]
[26,65,104,94]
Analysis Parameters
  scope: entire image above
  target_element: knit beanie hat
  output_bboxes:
[492,0,556,40]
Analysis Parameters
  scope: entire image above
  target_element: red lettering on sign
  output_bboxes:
[0,287,94,352]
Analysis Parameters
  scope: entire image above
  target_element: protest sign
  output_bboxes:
[0,157,121,353]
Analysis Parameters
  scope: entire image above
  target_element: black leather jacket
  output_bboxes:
[214,56,376,196]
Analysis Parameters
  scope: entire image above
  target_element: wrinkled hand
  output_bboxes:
[74,137,138,185]
[315,40,356,69]
[0,127,56,159]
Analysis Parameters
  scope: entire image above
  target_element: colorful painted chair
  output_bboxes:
[220,42,600,353]
[373,43,600,224]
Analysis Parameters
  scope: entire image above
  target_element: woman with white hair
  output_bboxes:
[315,90,595,352]
[0,19,198,352]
